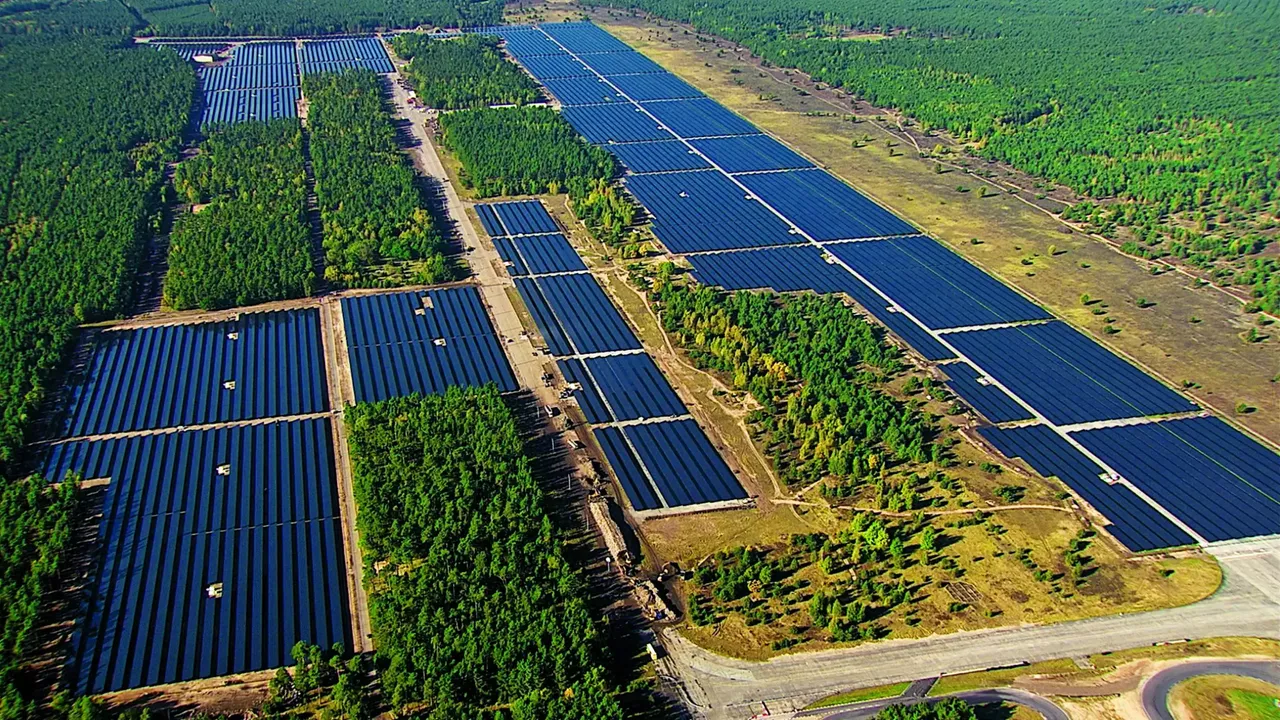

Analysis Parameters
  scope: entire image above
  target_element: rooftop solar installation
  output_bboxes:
[299,38,393,74]
[500,234,588,275]
[488,199,561,235]
[341,289,517,403]
[200,87,299,126]
[528,273,643,355]
[593,426,662,511]
[640,98,759,138]
[1069,418,1280,542]
[608,72,703,101]
[558,359,611,423]
[497,29,565,57]
[825,236,1053,329]
[606,140,712,173]
[541,22,633,54]
[47,418,351,693]
[942,362,1035,424]
[946,321,1198,425]
[689,134,815,174]
[62,309,327,438]
[517,53,592,79]
[575,50,666,76]
[624,420,748,507]
[739,169,918,240]
[541,75,623,106]
[583,354,686,421]
[979,424,1196,552]
[561,103,675,143]
[624,170,800,252]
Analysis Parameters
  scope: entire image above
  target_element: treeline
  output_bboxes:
[569,180,647,258]
[165,120,314,310]
[0,478,84,717]
[0,36,193,466]
[391,34,540,109]
[439,106,616,197]
[875,699,975,720]
[597,2,1279,303]
[345,388,624,718]
[305,70,452,288]
[650,270,935,487]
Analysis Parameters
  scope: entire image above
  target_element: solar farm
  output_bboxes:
[480,198,751,513]
[494,22,1280,552]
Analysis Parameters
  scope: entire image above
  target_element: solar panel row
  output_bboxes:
[625,420,750,506]
[642,97,758,138]
[62,309,328,438]
[593,427,661,511]
[739,169,917,240]
[230,42,297,66]
[941,362,1035,424]
[200,63,299,92]
[562,103,674,143]
[558,358,612,424]
[541,76,623,106]
[200,87,299,126]
[489,199,562,235]
[625,170,799,252]
[518,274,642,355]
[606,140,712,173]
[154,43,228,61]
[575,50,666,76]
[299,38,393,74]
[341,289,517,403]
[541,21,633,53]
[582,354,686,421]
[691,134,814,174]
[492,234,587,276]
[610,72,702,101]
[517,53,592,79]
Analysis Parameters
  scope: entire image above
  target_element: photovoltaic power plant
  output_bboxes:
[46,418,350,693]
[189,41,302,126]
[61,309,328,437]
[477,199,748,513]
[299,37,394,74]
[497,22,1280,548]
[341,288,517,403]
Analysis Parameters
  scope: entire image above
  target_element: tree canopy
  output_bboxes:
[391,34,540,110]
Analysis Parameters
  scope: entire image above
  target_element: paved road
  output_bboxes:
[1140,659,1280,720]
[821,688,1068,720]
[663,538,1280,719]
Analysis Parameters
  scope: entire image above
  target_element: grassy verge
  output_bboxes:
[1170,675,1280,720]
[806,682,910,709]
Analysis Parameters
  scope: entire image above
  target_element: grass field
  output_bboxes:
[806,682,910,709]
[583,8,1280,448]
[1170,676,1280,719]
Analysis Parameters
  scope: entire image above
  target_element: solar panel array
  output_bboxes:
[192,41,301,126]
[46,308,349,693]
[497,22,1280,549]
[478,199,748,512]
[341,288,518,403]
[299,37,395,74]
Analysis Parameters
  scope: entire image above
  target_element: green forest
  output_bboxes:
[165,119,314,310]
[305,70,452,287]
[439,106,617,198]
[391,34,540,109]
[345,388,624,719]
[649,269,936,488]
[595,0,1280,310]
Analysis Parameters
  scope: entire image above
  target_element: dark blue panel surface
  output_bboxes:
[231,42,296,66]
[558,359,611,424]
[155,43,229,62]
[825,236,1053,329]
[63,309,328,437]
[594,427,661,511]
[942,362,1034,424]
[577,50,665,76]
[609,72,702,101]
[200,63,298,91]
[497,30,564,57]
[541,22,632,54]
[947,322,1198,425]
[300,38,393,74]
[510,234,588,275]
[584,354,685,421]
[607,140,711,173]
[518,53,592,79]
[1070,418,1280,542]
[641,98,758,138]
[493,237,529,276]
[980,424,1196,552]
[738,169,917,240]
[342,288,517,402]
[624,170,799,252]
[200,87,299,126]
[475,204,504,237]
[541,75,622,105]
[487,199,560,235]
[624,420,747,506]
[562,103,674,143]
[534,274,642,355]
[514,277,574,356]
[690,134,814,173]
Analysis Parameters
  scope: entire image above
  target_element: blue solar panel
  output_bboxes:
[947,322,1199,425]
[979,424,1196,552]
[505,234,588,275]
[231,42,296,66]
[492,237,529,275]
[517,53,592,79]
[577,51,666,76]
[609,72,702,101]
[300,38,393,74]
[532,274,642,355]
[942,362,1035,424]
[200,87,299,126]
[584,354,685,421]
[562,104,674,143]
[200,63,299,91]
[514,277,574,356]
[739,169,917,240]
[62,309,327,437]
[594,426,662,511]
[558,359,611,423]
[641,98,758,138]
[624,170,799,252]
[155,43,228,62]
[341,289,517,403]
[475,204,504,237]
[607,140,711,173]
[690,134,814,173]
[825,236,1053,330]
[1070,418,1280,542]
[498,30,565,57]
[624,420,748,506]
[541,22,632,54]
[541,75,623,105]
[487,199,560,235]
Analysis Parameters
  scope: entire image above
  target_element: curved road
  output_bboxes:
[1140,660,1280,720]
[824,688,1068,720]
